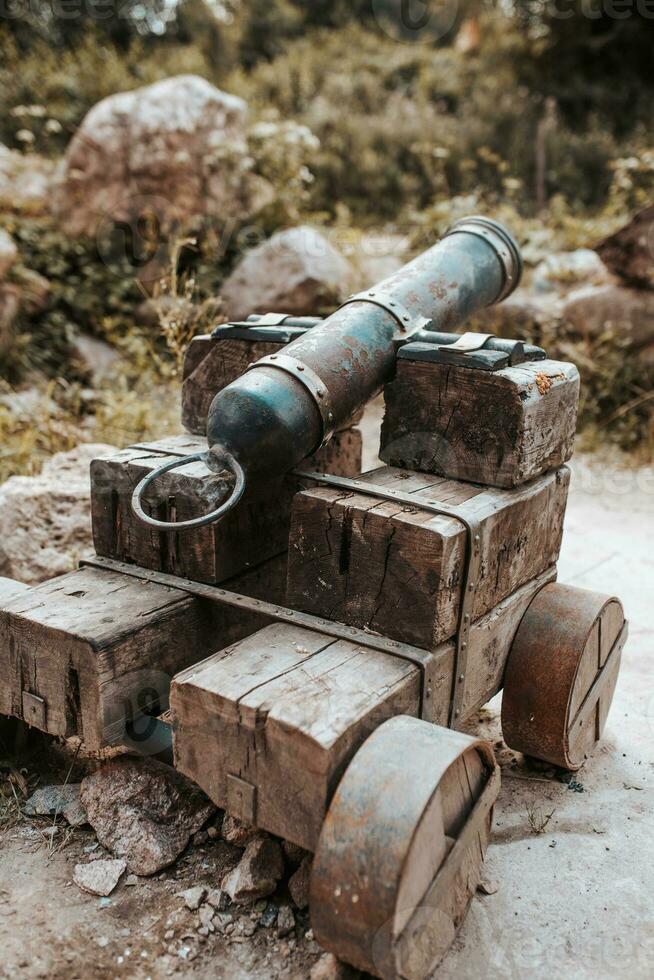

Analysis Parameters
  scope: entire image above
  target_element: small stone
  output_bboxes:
[206,826,219,841]
[23,784,88,827]
[73,858,127,897]
[205,888,229,911]
[124,875,139,887]
[221,814,262,848]
[193,830,209,847]
[310,952,356,980]
[164,930,174,941]
[197,926,209,938]
[288,856,311,910]
[222,837,284,904]
[213,912,234,935]
[179,886,207,911]
[276,906,295,938]
[258,903,278,929]
[477,878,499,896]
[198,905,215,929]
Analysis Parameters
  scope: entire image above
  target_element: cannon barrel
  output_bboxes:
[132,217,522,530]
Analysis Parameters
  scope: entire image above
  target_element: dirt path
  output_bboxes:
[1,424,652,980]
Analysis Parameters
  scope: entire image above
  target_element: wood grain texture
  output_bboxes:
[91,431,362,585]
[0,556,285,751]
[171,569,553,850]
[287,464,569,649]
[380,358,579,488]
[171,621,421,851]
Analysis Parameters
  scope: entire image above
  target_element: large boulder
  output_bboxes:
[0,144,55,215]
[53,75,264,239]
[561,284,654,349]
[467,287,563,339]
[220,226,353,320]
[0,443,116,584]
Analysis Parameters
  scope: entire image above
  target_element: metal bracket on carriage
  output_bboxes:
[398,330,547,372]
[212,314,547,372]
[80,555,441,724]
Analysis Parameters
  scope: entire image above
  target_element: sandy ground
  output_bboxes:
[0,417,652,980]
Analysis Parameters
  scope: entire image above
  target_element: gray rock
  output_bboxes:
[220,226,353,321]
[467,287,562,338]
[23,784,88,827]
[532,249,613,293]
[288,855,311,910]
[205,888,229,911]
[179,886,207,911]
[53,75,264,240]
[222,837,284,904]
[0,443,117,584]
[276,905,295,938]
[221,814,262,848]
[562,284,654,348]
[71,334,120,382]
[73,858,126,897]
[0,143,55,216]
[80,756,216,876]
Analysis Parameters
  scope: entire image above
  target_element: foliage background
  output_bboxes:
[1,0,653,474]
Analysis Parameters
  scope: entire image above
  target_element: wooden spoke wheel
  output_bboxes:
[502,583,627,771]
[310,716,500,980]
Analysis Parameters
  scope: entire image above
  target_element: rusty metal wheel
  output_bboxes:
[309,716,500,980]
[501,583,627,771]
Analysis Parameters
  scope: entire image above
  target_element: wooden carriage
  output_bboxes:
[0,318,626,979]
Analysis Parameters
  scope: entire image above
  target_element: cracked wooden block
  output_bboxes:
[380,358,579,488]
[91,431,362,585]
[287,465,569,650]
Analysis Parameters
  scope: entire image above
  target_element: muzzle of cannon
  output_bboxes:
[131,216,523,530]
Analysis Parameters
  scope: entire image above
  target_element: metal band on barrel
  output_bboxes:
[246,352,335,448]
[444,216,523,303]
[338,289,431,334]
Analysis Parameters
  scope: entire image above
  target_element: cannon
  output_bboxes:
[131,216,523,530]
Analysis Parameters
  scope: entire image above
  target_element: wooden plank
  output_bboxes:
[171,622,421,851]
[171,568,553,849]
[287,464,568,650]
[91,430,362,585]
[0,556,285,751]
[380,358,579,488]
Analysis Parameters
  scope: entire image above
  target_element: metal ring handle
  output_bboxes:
[130,450,246,531]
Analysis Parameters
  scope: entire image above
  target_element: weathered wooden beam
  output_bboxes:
[287,465,569,650]
[380,358,579,488]
[0,557,283,751]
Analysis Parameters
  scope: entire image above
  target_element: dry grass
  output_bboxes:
[526,803,556,835]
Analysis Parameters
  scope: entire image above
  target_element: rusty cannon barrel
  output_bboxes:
[132,216,522,530]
